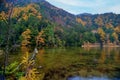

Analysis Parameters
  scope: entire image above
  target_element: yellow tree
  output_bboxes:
[98,50,106,64]
[76,18,86,26]
[36,30,44,47]
[113,26,120,44]
[0,3,42,22]
[97,28,106,47]
[114,26,120,33]
[105,23,113,29]
[95,16,104,27]
[19,52,39,80]
[21,29,31,46]
[112,32,118,43]
[97,28,106,42]
[12,3,42,21]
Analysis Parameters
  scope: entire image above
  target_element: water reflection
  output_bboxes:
[36,49,45,66]
[0,47,120,80]
[39,47,120,80]
[98,50,106,64]
[21,46,29,53]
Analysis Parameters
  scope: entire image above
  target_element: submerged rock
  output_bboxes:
[38,66,43,69]
[0,50,3,56]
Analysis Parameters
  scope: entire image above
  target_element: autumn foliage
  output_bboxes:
[76,18,86,26]
[0,3,42,22]
[36,30,45,47]
[97,28,106,42]
[21,29,31,46]
[19,52,39,80]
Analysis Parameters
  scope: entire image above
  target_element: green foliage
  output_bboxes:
[19,52,40,80]
[0,61,24,80]
[5,61,19,75]
[43,24,55,47]
[83,32,96,43]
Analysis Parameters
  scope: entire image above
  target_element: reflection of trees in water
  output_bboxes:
[114,49,120,63]
[106,47,120,63]
[98,47,120,64]
[98,50,106,64]
[36,49,45,66]
[21,46,29,53]
[19,47,120,79]
[105,48,112,58]
[83,47,91,52]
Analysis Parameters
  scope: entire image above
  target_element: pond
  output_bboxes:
[0,47,120,80]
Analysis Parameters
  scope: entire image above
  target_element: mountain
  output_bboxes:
[37,0,120,28]
[1,0,120,28]
[77,13,120,28]
[38,0,77,27]
[37,1,120,28]
[0,0,77,27]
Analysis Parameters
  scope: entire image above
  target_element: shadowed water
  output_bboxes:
[67,76,109,80]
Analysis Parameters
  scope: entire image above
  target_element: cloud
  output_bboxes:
[46,0,120,14]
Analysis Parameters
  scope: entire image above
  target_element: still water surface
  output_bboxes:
[0,47,120,80]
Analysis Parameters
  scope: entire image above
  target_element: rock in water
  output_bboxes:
[0,50,3,56]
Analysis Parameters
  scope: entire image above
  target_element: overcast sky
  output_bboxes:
[46,0,120,15]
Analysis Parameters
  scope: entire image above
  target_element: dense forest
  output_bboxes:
[0,0,120,80]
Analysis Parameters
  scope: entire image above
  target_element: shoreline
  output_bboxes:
[82,43,120,48]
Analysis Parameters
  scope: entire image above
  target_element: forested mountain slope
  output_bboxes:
[77,13,120,28]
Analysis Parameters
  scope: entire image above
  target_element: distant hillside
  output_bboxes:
[2,0,120,28]
[37,0,120,28]
[38,0,77,27]
[0,0,78,27]
[77,13,120,28]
